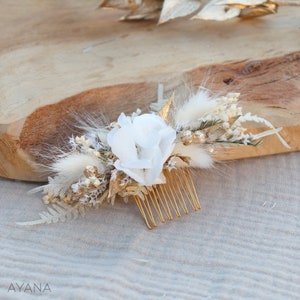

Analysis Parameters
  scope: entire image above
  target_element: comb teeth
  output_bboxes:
[134,168,200,229]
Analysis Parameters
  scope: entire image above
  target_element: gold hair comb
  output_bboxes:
[18,85,289,229]
[134,167,200,229]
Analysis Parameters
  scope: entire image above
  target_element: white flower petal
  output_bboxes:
[109,113,176,186]
[120,158,152,169]
[117,112,132,126]
[144,151,164,186]
[107,126,138,162]
[114,160,146,185]
[158,127,176,162]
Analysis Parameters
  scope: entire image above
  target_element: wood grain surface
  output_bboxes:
[0,1,299,181]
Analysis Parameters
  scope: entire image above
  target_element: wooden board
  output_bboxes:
[0,1,299,181]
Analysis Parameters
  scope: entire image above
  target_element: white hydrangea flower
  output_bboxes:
[107,113,176,186]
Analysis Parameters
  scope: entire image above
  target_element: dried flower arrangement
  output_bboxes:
[100,0,300,23]
[18,85,289,229]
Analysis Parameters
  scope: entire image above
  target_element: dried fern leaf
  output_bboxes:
[16,202,86,226]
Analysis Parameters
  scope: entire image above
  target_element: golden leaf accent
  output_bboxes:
[158,93,175,121]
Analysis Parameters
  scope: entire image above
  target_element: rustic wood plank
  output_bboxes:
[1,1,299,124]
[0,1,299,181]
[1,52,299,181]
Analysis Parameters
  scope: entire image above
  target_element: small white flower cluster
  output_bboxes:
[70,165,108,206]
[214,92,242,121]
[177,92,263,146]
[212,93,288,146]
[213,93,254,145]
[69,135,101,158]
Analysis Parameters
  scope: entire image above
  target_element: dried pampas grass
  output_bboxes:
[31,153,105,197]
[174,89,217,127]
[173,142,213,168]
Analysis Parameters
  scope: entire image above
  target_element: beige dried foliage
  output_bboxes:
[99,0,300,22]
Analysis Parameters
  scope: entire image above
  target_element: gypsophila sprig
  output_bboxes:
[19,85,289,228]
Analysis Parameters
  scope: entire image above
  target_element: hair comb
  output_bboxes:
[18,85,289,229]
[134,166,200,229]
